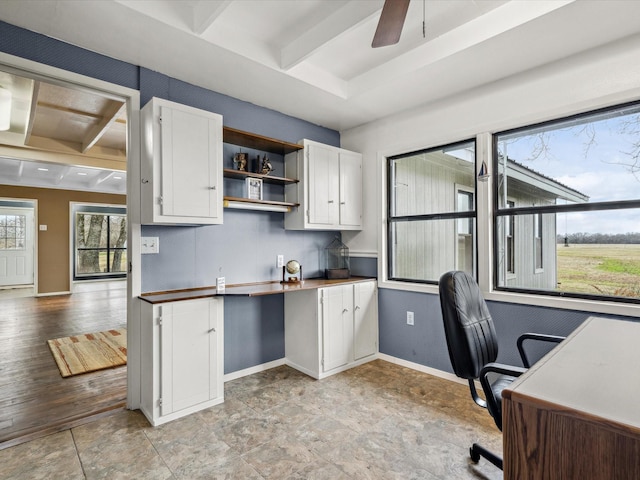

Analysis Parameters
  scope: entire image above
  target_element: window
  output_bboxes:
[534,212,543,271]
[495,102,640,301]
[0,215,26,250]
[388,140,476,283]
[501,200,516,276]
[75,211,127,280]
[456,189,474,273]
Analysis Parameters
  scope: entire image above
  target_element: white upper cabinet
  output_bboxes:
[284,139,362,230]
[141,97,223,224]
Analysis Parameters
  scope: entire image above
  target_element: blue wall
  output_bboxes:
[0,20,339,374]
[379,287,638,373]
[4,20,636,378]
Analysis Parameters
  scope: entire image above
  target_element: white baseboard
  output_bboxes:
[377,353,466,385]
[222,354,465,387]
[37,291,71,297]
[223,358,286,383]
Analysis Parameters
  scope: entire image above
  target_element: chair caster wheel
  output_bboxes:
[470,447,480,463]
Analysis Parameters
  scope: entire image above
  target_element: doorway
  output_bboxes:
[0,203,35,288]
[0,51,141,447]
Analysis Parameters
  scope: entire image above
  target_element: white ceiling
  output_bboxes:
[0,155,126,194]
[1,0,640,134]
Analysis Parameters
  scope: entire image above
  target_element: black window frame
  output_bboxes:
[493,100,640,304]
[387,138,478,285]
[74,209,127,281]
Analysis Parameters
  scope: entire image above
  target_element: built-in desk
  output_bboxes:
[502,316,640,479]
[139,276,375,303]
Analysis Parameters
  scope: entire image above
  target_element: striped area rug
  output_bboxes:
[47,329,127,378]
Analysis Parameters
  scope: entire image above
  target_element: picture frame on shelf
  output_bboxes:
[246,177,263,200]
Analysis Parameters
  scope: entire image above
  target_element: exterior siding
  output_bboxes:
[392,153,474,281]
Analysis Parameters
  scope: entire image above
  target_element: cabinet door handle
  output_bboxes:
[328,200,334,204]
[342,308,349,313]
[208,327,216,333]
[209,186,216,190]
[355,305,360,310]
[340,202,346,205]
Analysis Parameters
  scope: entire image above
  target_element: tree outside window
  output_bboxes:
[75,212,126,279]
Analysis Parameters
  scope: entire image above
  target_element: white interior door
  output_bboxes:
[0,206,35,287]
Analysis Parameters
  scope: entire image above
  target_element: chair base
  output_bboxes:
[470,443,503,470]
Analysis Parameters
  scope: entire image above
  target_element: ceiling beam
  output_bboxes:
[280,0,383,71]
[0,143,126,171]
[192,0,232,35]
[81,101,126,153]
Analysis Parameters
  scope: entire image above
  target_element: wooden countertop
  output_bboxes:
[140,276,376,304]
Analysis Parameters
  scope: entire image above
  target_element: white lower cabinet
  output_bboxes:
[141,297,224,426]
[284,280,378,379]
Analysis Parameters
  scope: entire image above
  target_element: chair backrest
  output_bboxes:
[438,271,498,380]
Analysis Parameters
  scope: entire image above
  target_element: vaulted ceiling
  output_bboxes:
[1,0,640,193]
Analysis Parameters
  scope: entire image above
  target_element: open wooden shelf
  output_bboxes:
[223,196,299,213]
[223,126,302,155]
[223,168,298,185]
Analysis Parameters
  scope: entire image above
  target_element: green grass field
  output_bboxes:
[557,244,640,298]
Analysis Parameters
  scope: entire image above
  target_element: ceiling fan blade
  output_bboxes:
[372,0,410,48]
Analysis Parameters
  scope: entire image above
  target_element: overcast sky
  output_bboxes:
[499,112,640,235]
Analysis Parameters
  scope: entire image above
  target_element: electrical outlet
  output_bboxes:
[216,276,225,294]
[277,255,284,268]
[407,311,414,326]
[141,237,159,254]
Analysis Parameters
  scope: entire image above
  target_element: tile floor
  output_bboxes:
[0,360,503,479]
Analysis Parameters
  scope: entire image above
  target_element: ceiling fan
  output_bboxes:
[372,0,411,48]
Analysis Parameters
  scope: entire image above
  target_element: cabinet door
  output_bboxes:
[160,105,221,220]
[321,285,353,372]
[160,299,219,415]
[354,281,378,360]
[339,151,362,228]
[308,143,339,226]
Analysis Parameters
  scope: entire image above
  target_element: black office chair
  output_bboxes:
[438,270,564,470]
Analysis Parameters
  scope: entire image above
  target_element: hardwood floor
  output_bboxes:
[0,281,127,449]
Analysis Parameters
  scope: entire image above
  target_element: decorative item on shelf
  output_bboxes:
[325,237,350,279]
[246,177,263,200]
[282,259,303,284]
[260,154,274,175]
[233,152,248,172]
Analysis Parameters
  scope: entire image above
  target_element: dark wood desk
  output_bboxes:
[502,316,640,479]
[139,276,375,303]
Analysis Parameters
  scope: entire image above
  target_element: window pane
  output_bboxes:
[390,142,475,217]
[109,215,127,247]
[497,209,640,299]
[76,249,109,275]
[390,217,475,282]
[110,249,127,273]
[0,215,26,250]
[496,103,640,208]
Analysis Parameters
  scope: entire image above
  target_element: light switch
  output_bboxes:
[39,225,47,231]
[141,236,159,254]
